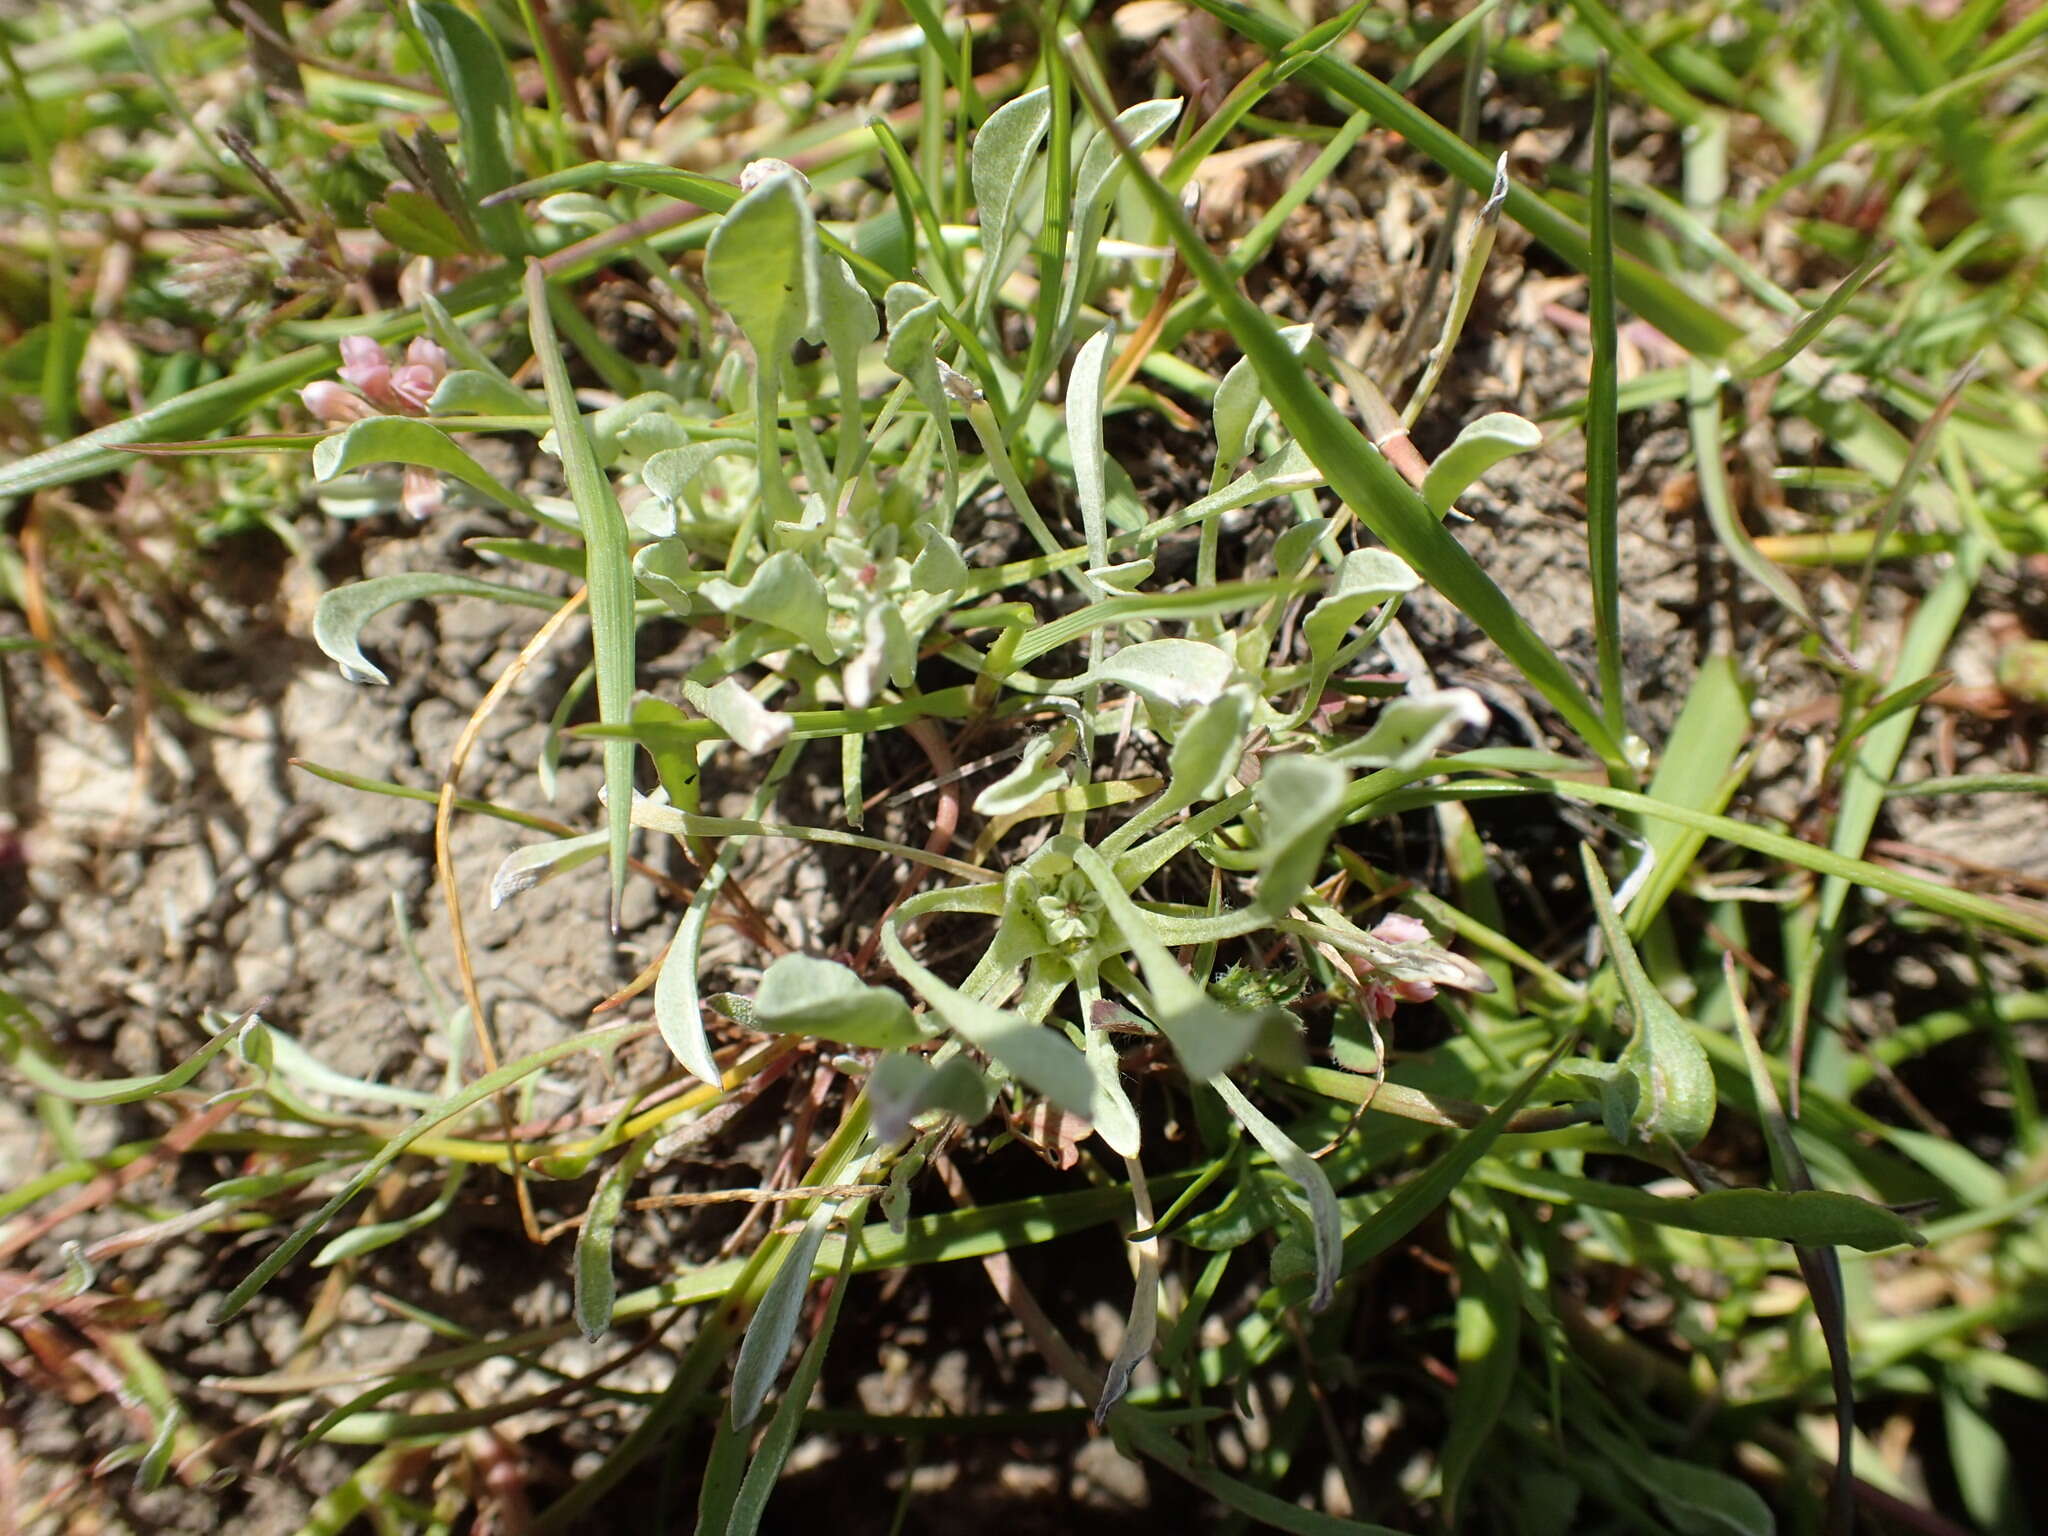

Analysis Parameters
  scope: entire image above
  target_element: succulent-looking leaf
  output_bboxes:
[1166,687,1253,804]
[1075,98,1183,231]
[699,676,792,754]
[748,954,923,1050]
[641,440,755,506]
[869,1054,996,1144]
[973,734,1068,817]
[1328,688,1489,769]
[879,923,1106,1138]
[1301,548,1420,676]
[574,1137,650,1341]
[1213,323,1314,481]
[1086,558,1155,591]
[490,830,607,909]
[910,523,968,592]
[706,168,820,364]
[1083,1024,1142,1162]
[1085,638,1236,712]
[1420,412,1543,517]
[1253,755,1348,916]
[697,551,837,657]
[312,414,538,519]
[1068,324,1117,579]
[313,573,559,686]
[1064,845,1261,1083]
[969,86,1053,309]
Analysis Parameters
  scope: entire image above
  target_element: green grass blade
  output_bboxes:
[1586,59,1625,743]
[524,259,637,922]
[1364,772,2047,941]
[1087,95,1624,766]
[211,1021,643,1324]
[1185,0,1744,361]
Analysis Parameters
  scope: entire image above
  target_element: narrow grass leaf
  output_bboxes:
[1440,1195,1520,1522]
[1740,247,1890,381]
[1481,1165,1920,1250]
[1186,0,1742,359]
[1329,1039,1567,1282]
[731,1202,835,1428]
[0,1008,244,1106]
[1585,58,1625,738]
[0,345,335,497]
[211,1021,641,1323]
[1631,653,1749,932]
[1384,774,2048,942]
[1208,1074,1339,1312]
[524,259,638,920]
[410,0,525,254]
[1091,98,1624,766]
[725,1232,857,1534]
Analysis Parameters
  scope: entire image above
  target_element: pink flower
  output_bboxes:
[306,336,456,520]
[328,335,448,416]
[300,380,377,425]
[401,466,446,522]
[1361,912,1439,1020]
[1370,913,1431,946]
[389,338,450,413]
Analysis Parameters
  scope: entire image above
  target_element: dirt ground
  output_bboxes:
[4,39,2045,1534]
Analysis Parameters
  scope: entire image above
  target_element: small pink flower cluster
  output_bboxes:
[301,337,452,519]
[1362,912,1439,1023]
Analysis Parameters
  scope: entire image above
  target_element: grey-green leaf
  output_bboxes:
[973,734,1068,817]
[313,573,559,685]
[697,551,837,656]
[574,1138,650,1340]
[490,830,607,908]
[731,1203,834,1428]
[1210,1073,1339,1312]
[1086,639,1236,712]
[1214,323,1313,477]
[707,169,820,363]
[312,414,538,519]
[1166,687,1252,805]
[1420,412,1543,518]
[750,954,923,1050]
[1253,755,1347,916]
[970,86,1052,308]
[1327,688,1489,770]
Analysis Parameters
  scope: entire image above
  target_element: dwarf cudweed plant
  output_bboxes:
[164,18,2016,1527]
